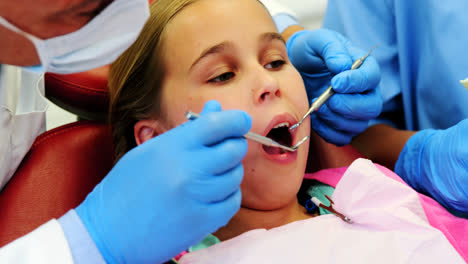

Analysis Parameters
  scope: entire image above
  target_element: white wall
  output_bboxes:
[276,0,328,29]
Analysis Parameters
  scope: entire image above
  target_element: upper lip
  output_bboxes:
[262,113,298,140]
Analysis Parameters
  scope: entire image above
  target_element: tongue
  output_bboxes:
[263,145,286,155]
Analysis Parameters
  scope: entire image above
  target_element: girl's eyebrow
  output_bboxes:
[259,32,286,44]
[189,32,285,71]
[190,41,234,70]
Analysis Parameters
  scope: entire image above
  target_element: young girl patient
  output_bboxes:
[108,0,468,263]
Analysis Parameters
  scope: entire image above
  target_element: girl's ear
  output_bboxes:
[134,119,166,145]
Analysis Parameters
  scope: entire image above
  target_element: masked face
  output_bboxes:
[0,0,149,73]
[0,0,114,39]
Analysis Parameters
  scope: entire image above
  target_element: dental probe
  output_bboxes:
[185,111,309,152]
[311,195,353,224]
[290,45,380,131]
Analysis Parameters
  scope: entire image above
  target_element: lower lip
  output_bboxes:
[260,145,298,164]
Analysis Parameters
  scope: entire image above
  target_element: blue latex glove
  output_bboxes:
[395,120,468,217]
[76,101,251,263]
[286,29,382,146]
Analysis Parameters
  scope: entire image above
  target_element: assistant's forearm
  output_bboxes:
[351,124,416,170]
[281,25,304,41]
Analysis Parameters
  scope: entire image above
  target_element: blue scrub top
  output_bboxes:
[323,0,468,131]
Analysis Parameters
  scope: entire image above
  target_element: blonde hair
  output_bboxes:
[109,0,198,162]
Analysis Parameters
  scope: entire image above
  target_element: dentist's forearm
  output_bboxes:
[58,210,106,264]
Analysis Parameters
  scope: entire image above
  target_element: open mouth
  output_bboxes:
[263,122,293,155]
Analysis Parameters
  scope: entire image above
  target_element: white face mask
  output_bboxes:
[0,0,149,74]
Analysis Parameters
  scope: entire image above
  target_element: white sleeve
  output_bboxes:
[0,220,74,264]
[259,0,297,17]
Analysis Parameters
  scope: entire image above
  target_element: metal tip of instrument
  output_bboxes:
[185,111,197,120]
[290,106,316,131]
[289,121,301,131]
[292,135,310,149]
[271,135,309,152]
[280,146,296,152]
[343,216,353,224]
[362,44,380,60]
[319,195,353,224]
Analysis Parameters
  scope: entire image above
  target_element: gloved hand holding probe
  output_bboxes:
[286,29,382,146]
[76,101,251,263]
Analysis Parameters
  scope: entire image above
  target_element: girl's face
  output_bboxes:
[159,0,310,210]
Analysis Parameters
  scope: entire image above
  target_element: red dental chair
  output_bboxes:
[0,55,364,248]
[0,66,114,247]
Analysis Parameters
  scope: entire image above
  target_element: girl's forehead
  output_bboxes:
[165,0,275,35]
[162,0,277,58]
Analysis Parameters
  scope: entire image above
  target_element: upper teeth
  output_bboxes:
[273,122,290,129]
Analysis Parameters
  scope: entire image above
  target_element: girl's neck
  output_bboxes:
[214,199,315,241]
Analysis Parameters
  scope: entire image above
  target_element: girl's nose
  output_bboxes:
[254,70,281,104]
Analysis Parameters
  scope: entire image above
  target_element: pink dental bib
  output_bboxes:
[180,159,465,264]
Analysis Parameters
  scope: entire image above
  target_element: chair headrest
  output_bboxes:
[45,66,110,120]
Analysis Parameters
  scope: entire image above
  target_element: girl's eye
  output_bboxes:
[265,60,286,69]
[209,72,235,83]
